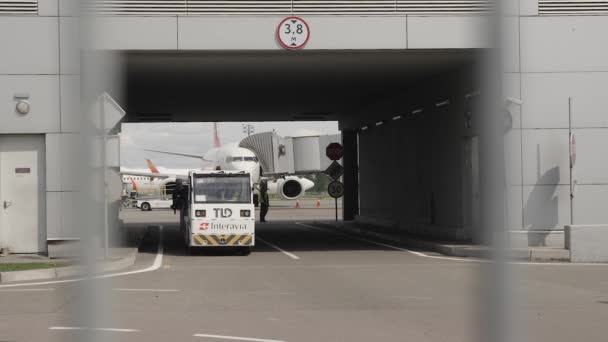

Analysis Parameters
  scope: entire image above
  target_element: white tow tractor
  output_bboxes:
[177,170,255,255]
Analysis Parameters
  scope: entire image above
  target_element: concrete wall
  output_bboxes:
[0,1,80,245]
[515,14,608,247]
[87,15,487,51]
[351,10,608,244]
[566,225,608,262]
[356,67,476,241]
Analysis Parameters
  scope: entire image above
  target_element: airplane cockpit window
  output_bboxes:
[244,157,258,162]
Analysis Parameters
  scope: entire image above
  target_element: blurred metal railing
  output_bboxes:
[81,0,490,15]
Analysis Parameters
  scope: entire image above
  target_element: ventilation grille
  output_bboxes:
[0,0,37,14]
[83,0,490,16]
[540,0,608,15]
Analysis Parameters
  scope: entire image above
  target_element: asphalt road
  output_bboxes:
[120,198,343,224]
[1,219,607,342]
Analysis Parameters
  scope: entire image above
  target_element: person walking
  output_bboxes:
[259,181,269,222]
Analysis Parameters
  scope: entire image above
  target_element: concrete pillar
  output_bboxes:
[342,130,359,221]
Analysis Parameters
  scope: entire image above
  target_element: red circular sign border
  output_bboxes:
[326,142,343,160]
[277,16,311,50]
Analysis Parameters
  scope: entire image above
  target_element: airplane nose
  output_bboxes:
[239,162,260,183]
[251,163,261,182]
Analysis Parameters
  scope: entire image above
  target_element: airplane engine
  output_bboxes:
[276,178,305,200]
[160,177,177,196]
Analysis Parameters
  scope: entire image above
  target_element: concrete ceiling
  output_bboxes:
[124,49,476,122]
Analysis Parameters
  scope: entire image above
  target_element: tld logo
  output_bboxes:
[199,223,209,231]
[213,208,233,218]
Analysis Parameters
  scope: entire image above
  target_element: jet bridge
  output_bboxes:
[239,132,340,176]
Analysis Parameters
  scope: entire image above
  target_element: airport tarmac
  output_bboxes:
[0,213,607,342]
[120,198,343,224]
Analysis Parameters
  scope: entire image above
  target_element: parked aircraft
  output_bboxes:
[121,123,314,200]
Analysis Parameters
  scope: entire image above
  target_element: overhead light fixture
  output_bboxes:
[412,109,423,115]
[435,100,450,107]
[392,115,402,121]
[375,121,384,126]
[15,100,30,115]
[361,126,368,131]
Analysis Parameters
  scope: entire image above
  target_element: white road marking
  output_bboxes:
[392,295,433,300]
[246,291,293,296]
[296,223,608,266]
[0,226,164,288]
[296,223,442,257]
[113,288,179,292]
[49,327,140,332]
[257,237,300,260]
[193,333,285,342]
[0,288,55,292]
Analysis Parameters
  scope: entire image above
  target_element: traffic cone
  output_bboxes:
[316,198,321,208]
[295,199,300,209]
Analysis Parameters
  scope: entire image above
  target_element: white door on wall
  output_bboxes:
[0,135,45,253]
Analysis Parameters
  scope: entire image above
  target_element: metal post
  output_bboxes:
[342,130,359,221]
[101,97,109,259]
[569,97,574,225]
[335,198,338,221]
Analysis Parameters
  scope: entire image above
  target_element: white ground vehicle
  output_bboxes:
[137,198,173,211]
[178,170,255,255]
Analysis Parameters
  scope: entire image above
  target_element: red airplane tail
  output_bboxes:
[145,159,160,173]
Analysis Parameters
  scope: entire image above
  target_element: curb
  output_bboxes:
[313,222,571,262]
[0,251,137,283]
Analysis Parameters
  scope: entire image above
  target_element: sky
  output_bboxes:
[120,121,339,169]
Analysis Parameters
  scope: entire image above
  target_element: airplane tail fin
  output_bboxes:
[129,177,138,192]
[213,122,221,148]
[145,159,160,173]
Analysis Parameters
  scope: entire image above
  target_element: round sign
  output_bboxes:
[277,16,310,50]
[326,142,343,161]
[570,133,576,168]
[328,181,345,199]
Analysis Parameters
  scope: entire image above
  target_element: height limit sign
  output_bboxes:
[277,17,310,50]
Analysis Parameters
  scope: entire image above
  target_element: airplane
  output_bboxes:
[121,123,314,201]
[120,159,187,197]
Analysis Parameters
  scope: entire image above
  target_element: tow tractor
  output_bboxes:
[176,170,255,255]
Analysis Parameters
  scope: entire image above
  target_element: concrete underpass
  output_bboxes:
[120,49,480,244]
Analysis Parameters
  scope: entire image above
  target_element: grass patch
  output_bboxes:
[0,262,65,272]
